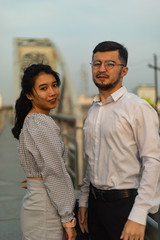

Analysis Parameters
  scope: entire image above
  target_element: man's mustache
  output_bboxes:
[96,74,109,78]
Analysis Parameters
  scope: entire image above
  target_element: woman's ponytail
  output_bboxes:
[12,90,32,139]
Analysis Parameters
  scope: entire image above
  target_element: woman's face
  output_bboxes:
[27,72,60,115]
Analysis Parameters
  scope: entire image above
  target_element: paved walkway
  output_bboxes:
[0,119,25,240]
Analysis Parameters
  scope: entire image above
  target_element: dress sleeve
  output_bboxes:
[128,102,160,225]
[26,114,76,223]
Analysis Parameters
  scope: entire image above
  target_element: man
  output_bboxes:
[78,41,160,240]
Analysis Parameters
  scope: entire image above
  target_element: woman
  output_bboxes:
[12,64,77,240]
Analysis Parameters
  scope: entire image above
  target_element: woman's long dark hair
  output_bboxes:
[12,64,61,139]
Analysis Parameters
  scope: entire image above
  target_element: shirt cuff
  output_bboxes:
[61,213,75,223]
[128,206,148,226]
[78,196,88,208]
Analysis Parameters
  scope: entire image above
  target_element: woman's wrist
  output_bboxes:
[62,217,76,228]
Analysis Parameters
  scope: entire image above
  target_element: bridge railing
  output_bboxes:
[145,211,160,240]
[0,107,13,132]
[51,113,160,239]
[51,113,85,190]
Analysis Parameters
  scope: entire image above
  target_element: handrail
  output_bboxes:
[146,209,160,239]
[52,113,77,122]
[51,113,85,189]
[147,215,158,229]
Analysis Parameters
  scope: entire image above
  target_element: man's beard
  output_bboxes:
[93,77,121,91]
[93,70,122,91]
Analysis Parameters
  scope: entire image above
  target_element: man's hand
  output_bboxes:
[78,207,89,234]
[120,219,145,240]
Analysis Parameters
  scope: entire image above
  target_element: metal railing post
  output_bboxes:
[158,208,160,239]
[75,118,84,187]
[51,114,84,190]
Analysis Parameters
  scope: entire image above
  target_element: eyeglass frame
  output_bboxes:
[90,60,125,70]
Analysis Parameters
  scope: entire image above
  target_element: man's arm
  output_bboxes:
[128,102,160,225]
[78,207,89,233]
[78,165,90,233]
[121,102,160,239]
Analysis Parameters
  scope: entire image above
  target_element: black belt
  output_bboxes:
[90,184,137,201]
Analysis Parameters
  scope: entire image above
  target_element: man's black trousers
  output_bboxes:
[88,190,136,240]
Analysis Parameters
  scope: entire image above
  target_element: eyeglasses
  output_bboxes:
[90,60,125,70]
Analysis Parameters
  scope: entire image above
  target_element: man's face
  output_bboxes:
[92,50,128,92]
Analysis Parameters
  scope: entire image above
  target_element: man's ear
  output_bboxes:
[121,66,128,78]
[26,93,33,101]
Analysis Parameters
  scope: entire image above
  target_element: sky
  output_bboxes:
[0,0,160,105]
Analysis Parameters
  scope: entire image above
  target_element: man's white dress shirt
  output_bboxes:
[79,86,160,225]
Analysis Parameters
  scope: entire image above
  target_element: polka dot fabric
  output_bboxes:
[19,113,75,222]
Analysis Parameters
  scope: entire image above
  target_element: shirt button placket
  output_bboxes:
[94,106,102,181]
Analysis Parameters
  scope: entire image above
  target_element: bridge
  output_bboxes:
[13,38,82,117]
[0,38,159,239]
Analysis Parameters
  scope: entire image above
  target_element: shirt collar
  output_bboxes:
[111,86,127,102]
[93,86,127,104]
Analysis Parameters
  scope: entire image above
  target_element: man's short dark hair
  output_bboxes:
[92,41,128,66]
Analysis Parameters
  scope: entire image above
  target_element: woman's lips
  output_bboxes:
[49,98,56,104]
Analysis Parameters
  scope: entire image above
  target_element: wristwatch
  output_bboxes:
[62,217,76,228]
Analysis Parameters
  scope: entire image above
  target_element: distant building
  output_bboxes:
[13,38,58,104]
[136,85,160,114]
[137,85,155,105]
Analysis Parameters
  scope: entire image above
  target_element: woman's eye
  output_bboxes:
[41,87,47,90]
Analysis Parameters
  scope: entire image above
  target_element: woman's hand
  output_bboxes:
[64,227,77,240]
[21,179,27,189]
[63,218,77,240]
